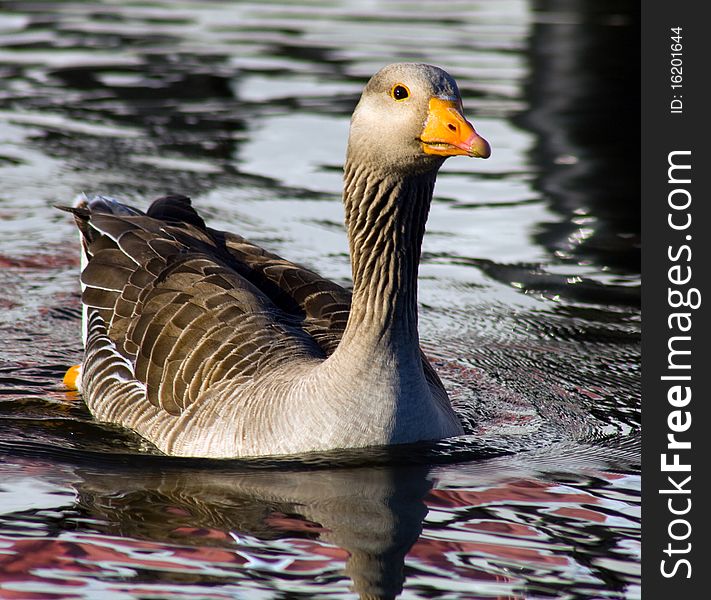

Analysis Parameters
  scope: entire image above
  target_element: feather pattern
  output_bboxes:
[71,196,329,417]
[61,63,490,457]
[64,187,461,457]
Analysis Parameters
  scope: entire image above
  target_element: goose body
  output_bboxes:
[65,63,490,458]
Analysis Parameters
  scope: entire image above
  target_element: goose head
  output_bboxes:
[347,63,491,176]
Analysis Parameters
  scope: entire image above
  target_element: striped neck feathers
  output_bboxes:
[340,161,437,348]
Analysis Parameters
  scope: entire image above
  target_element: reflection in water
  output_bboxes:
[81,467,429,600]
[36,461,432,600]
[521,0,640,274]
[0,440,639,600]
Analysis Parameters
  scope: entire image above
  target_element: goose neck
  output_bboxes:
[340,163,436,347]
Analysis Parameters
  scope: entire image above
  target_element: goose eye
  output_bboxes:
[390,84,410,101]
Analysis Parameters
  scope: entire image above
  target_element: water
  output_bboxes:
[0,1,639,598]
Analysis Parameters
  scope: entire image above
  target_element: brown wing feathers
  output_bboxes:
[217,234,352,354]
[61,193,447,427]
[62,195,352,416]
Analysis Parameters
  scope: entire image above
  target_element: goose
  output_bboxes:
[61,63,491,458]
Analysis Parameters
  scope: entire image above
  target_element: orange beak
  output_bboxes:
[420,97,491,158]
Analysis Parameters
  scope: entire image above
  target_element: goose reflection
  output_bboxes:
[72,461,432,600]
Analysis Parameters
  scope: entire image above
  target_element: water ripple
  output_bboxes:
[0,1,639,598]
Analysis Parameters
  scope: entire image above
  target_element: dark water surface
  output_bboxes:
[0,1,639,598]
